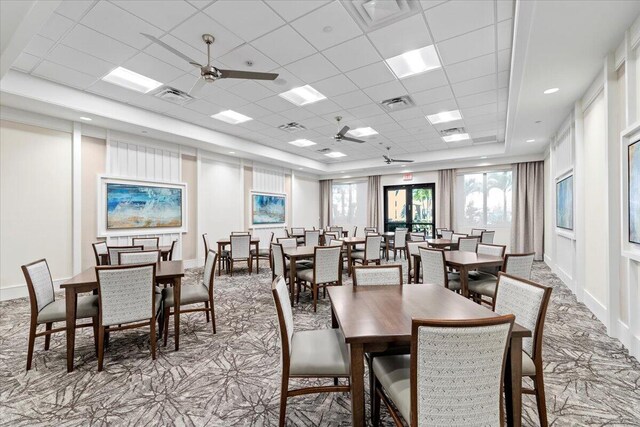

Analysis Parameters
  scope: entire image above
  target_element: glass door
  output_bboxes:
[384,183,436,237]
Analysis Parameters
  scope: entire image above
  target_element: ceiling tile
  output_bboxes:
[258,113,289,126]
[345,61,396,89]
[11,52,40,73]
[123,52,185,83]
[217,43,279,72]
[172,12,244,57]
[443,53,496,83]
[312,74,359,97]
[303,99,341,115]
[167,73,202,93]
[86,80,142,102]
[388,107,424,121]
[81,1,163,49]
[231,80,275,102]
[144,34,206,72]
[420,0,448,11]
[233,103,273,119]
[61,25,137,64]
[238,119,272,131]
[54,1,94,20]
[290,1,362,51]
[203,0,285,41]
[497,0,515,22]
[23,35,55,57]
[255,95,298,113]
[285,53,340,83]
[460,102,497,118]
[251,25,316,66]
[400,68,448,93]
[39,13,74,42]
[437,25,495,65]
[256,67,304,92]
[452,73,497,97]
[300,116,331,129]
[426,0,494,42]
[368,13,432,58]
[183,99,226,115]
[498,49,511,72]
[200,85,251,108]
[347,103,386,119]
[497,19,513,51]
[265,0,330,21]
[112,1,197,31]
[46,44,115,77]
[187,0,215,10]
[456,89,497,108]
[363,80,407,102]
[323,36,381,72]
[498,70,509,88]
[332,90,373,109]
[33,60,97,89]
[127,94,175,113]
[419,98,459,116]
[280,107,317,122]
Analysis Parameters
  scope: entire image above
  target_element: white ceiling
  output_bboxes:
[7,0,514,164]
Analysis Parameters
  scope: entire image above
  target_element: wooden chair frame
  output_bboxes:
[132,236,160,249]
[352,265,403,286]
[167,240,178,261]
[92,241,108,266]
[252,232,273,273]
[471,252,535,309]
[296,246,343,312]
[387,229,408,261]
[106,245,144,265]
[417,247,449,288]
[271,277,350,427]
[118,249,162,264]
[351,235,383,271]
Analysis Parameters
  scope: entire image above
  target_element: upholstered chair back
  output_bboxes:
[451,233,467,244]
[364,227,377,234]
[231,231,250,235]
[305,230,320,246]
[441,230,454,240]
[314,246,341,284]
[470,228,485,236]
[119,250,161,265]
[329,226,343,235]
[108,246,143,265]
[481,231,496,244]
[272,276,294,351]
[230,235,251,259]
[324,231,339,242]
[271,243,286,277]
[97,264,155,326]
[458,237,480,252]
[132,237,159,250]
[353,265,402,286]
[92,242,108,265]
[203,250,217,290]
[328,238,344,247]
[394,228,408,247]
[278,237,298,249]
[409,232,425,241]
[22,259,55,312]
[291,227,305,235]
[504,253,535,279]
[477,243,506,258]
[365,235,383,260]
[419,247,447,287]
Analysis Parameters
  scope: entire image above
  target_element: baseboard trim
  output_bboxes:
[583,289,609,329]
[0,277,69,301]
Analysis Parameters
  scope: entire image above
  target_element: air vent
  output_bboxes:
[343,0,418,31]
[439,127,466,137]
[278,122,307,133]
[380,95,414,112]
[154,87,193,105]
[472,135,498,144]
[317,148,332,154]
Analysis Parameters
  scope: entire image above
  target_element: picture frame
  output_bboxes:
[251,192,286,225]
[628,139,639,244]
[556,174,573,231]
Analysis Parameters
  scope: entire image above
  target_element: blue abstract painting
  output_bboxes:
[629,141,640,244]
[556,175,573,230]
[252,193,285,224]
[107,183,182,229]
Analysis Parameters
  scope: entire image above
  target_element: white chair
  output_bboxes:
[364,227,377,234]
[451,233,467,244]
[92,241,108,265]
[329,226,343,236]
[95,263,160,371]
[271,243,311,283]
[251,232,273,273]
[21,259,98,371]
[296,246,342,312]
[277,237,298,249]
[231,231,250,235]
[409,232,425,241]
[350,235,383,274]
[304,230,320,246]
[470,228,485,236]
[387,228,408,260]
[468,252,535,308]
[457,236,480,252]
[371,315,515,426]
[481,230,496,244]
[418,247,458,291]
[291,227,305,244]
[406,242,423,284]
[118,249,161,265]
[107,245,143,265]
[441,230,454,240]
[271,277,350,426]
[229,235,251,275]
[132,237,159,250]
[353,265,402,286]
[494,273,552,427]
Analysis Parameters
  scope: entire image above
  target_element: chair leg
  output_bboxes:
[26,319,37,371]
[230,260,234,276]
[92,316,99,355]
[334,377,338,385]
[313,283,318,312]
[210,299,216,334]
[150,319,157,361]
[163,308,170,347]
[204,301,210,323]
[278,377,289,427]
[394,248,397,261]
[368,356,375,424]
[44,322,52,350]
[249,257,252,275]
[373,377,381,426]
[97,326,105,372]
[534,373,549,427]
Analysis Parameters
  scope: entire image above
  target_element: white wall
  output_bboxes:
[293,174,320,230]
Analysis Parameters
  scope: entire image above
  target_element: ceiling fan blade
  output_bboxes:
[337,126,350,137]
[341,136,365,143]
[219,69,279,80]
[141,33,202,68]
[383,155,391,161]
[189,78,206,96]
[390,159,415,163]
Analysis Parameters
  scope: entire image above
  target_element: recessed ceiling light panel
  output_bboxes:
[211,110,253,124]
[79,116,92,121]
[348,127,378,137]
[426,110,462,125]
[102,67,162,93]
[543,87,559,94]
[526,139,535,143]
[288,139,317,147]
[442,133,470,142]
[279,85,326,106]
[325,152,347,158]
[385,45,441,79]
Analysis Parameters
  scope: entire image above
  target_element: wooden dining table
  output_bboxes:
[340,236,367,275]
[60,260,185,372]
[328,284,531,427]
[425,238,454,249]
[282,245,316,305]
[216,238,260,275]
[99,245,174,265]
[413,249,504,297]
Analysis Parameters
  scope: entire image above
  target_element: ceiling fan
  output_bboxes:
[141,33,278,96]
[332,116,365,143]
[383,147,414,165]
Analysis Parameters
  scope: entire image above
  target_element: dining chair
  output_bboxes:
[95,263,160,371]
[350,235,383,273]
[387,228,408,261]
[418,247,458,291]
[494,272,552,427]
[162,250,218,346]
[457,236,480,252]
[277,237,298,249]
[408,232,425,241]
[435,227,448,237]
[481,230,496,244]
[251,232,273,273]
[231,231,250,235]
[352,226,358,238]
[353,265,402,286]
[167,239,178,260]
[118,249,161,265]
[132,237,159,250]
[92,241,108,265]
[291,227,306,245]
[364,227,377,234]
[406,242,423,284]
[296,246,342,312]
[204,233,228,271]
[229,234,252,276]
[304,230,320,246]
[329,226,343,236]
[271,276,351,426]
[470,228,485,236]
[469,243,507,280]
[271,243,312,283]
[440,229,454,240]
[468,252,535,308]
[107,245,144,265]
[323,231,339,245]
[371,315,515,426]
[451,233,467,244]
[21,259,98,371]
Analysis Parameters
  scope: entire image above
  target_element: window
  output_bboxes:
[384,183,436,237]
[458,170,512,227]
[331,181,367,229]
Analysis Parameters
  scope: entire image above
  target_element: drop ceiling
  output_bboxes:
[6,0,514,164]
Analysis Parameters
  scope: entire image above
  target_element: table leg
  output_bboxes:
[173,277,181,351]
[350,342,365,427]
[65,288,77,373]
[460,265,469,297]
[414,255,421,284]
[347,244,353,276]
[331,307,338,329]
[289,256,297,306]
[254,242,259,273]
[505,336,523,427]
[217,242,223,276]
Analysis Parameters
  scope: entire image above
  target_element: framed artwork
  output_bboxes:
[556,174,573,230]
[252,192,286,225]
[629,140,639,244]
[98,176,187,235]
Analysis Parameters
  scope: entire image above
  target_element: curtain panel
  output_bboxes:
[511,161,545,260]
[319,179,332,228]
[367,175,380,229]
[437,169,456,229]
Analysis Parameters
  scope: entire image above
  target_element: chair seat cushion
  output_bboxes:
[409,268,423,279]
[522,352,536,376]
[284,260,313,270]
[372,354,411,422]
[289,329,350,376]
[468,277,498,297]
[446,273,462,291]
[251,248,270,256]
[38,296,99,324]
[296,268,314,282]
[350,251,367,260]
[163,284,209,307]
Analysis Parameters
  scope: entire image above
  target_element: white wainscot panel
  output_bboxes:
[556,234,574,289]
[253,166,285,194]
[555,132,572,174]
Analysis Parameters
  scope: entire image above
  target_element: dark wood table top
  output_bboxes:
[217,238,260,244]
[61,261,185,288]
[282,245,316,258]
[328,284,529,344]
[426,238,453,246]
[341,236,367,244]
[417,248,504,267]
